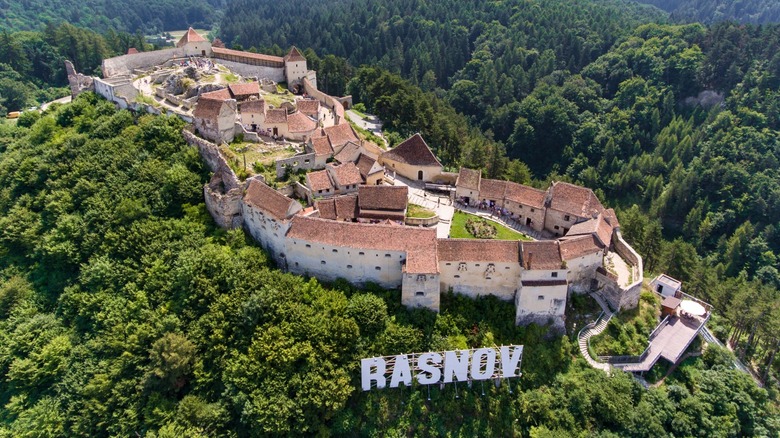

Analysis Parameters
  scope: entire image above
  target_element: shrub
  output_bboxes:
[466,217,497,239]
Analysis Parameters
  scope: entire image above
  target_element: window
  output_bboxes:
[295,262,298,266]
[415,291,425,297]
[505,266,510,270]
[305,244,311,248]
[531,208,535,212]
[454,275,460,278]
[332,249,338,253]
[564,215,571,221]
[486,277,492,280]
[537,295,545,300]
[446,263,452,266]
[552,272,558,278]
[375,266,381,271]
[347,265,353,269]
[518,205,523,209]
[318,189,322,194]
[321,261,326,265]
[359,252,365,255]
[475,264,480,267]
[554,225,559,230]
[385,254,391,258]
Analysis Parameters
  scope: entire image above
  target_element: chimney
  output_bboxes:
[526,252,533,270]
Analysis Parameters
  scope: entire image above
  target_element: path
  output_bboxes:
[605,251,632,287]
[41,95,71,111]
[346,110,387,147]
[577,293,614,373]
[392,176,454,238]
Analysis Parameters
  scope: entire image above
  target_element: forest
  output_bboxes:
[636,0,780,24]
[0,0,222,34]
[0,94,777,436]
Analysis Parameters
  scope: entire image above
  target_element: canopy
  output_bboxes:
[680,300,706,316]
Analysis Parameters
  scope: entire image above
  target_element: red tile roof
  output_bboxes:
[264,108,288,124]
[200,88,231,101]
[521,241,563,270]
[307,169,334,193]
[505,182,546,209]
[297,99,320,116]
[328,162,363,187]
[239,99,265,114]
[382,133,442,167]
[211,38,225,48]
[564,213,613,247]
[228,82,260,98]
[315,195,358,221]
[287,111,317,133]
[176,28,207,47]
[333,142,361,164]
[212,47,284,64]
[193,98,228,119]
[286,216,438,273]
[127,48,139,55]
[358,185,408,211]
[548,181,605,219]
[284,46,306,62]
[437,239,520,263]
[479,179,507,201]
[243,179,300,220]
[355,153,382,179]
[603,208,620,228]
[456,168,481,191]
[310,136,333,157]
[323,123,359,149]
[559,234,602,260]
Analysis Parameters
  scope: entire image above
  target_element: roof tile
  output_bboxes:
[243,179,300,220]
[382,133,442,167]
[358,185,408,211]
[437,239,520,263]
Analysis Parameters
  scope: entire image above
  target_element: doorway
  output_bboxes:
[273,127,278,136]
[417,170,423,180]
[526,217,531,227]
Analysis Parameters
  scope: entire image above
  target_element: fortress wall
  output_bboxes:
[102,48,184,78]
[182,129,238,182]
[613,230,643,310]
[204,179,244,229]
[303,78,345,125]
[439,262,519,301]
[213,60,285,83]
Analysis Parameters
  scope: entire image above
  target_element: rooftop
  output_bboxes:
[323,123,359,149]
[382,133,442,167]
[358,185,408,211]
[438,239,520,263]
[548,181,605,219]
[307,169,334,193]
[265,108,288,124]
[457,168,481,191]
[310,136,333,157]
[505,182,546,209]
[287,111,317,133]
[243,179,300,220]
[176,28,207,48]
[558,234,602,260]
[228,82,261,98]
[297,99,320,116]
[521,240,563,270]
[286,216,438,273]
[212,47,284,64]
[327,162,363,187]
[284,46,306,62]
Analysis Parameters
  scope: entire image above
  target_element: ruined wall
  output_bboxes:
[183,129,236,176]
[64,60,94,97]
[212,60,285,83]
[612,230,643,310]
[204,172,244,229]
[275,153,316,179]
[102,48,184,78]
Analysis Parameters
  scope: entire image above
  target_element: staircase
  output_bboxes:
[577,294,614,373]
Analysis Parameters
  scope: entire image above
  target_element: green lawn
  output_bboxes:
[449,211,532,240]
[406,204,435,218]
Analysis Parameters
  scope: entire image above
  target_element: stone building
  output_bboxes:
[380,133,443,182]
[193,90,237,143]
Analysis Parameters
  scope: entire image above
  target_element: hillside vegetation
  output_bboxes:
[0,95,777,435]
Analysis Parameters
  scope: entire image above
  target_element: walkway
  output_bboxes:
[577,293,614,373]
[613,315,707,373]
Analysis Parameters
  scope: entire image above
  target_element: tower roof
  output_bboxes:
[284,46,306,62]
[176,28,207,48]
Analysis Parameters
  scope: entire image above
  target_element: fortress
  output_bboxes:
[69,29,643,332]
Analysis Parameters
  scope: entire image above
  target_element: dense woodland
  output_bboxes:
[0,95,777,436]
[0,0,222,34]
[1,0,780,434]
[637,0,780,24]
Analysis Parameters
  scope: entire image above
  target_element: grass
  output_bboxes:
[449,211,531,240]
[348,118,385,149]
[227,142,298,168]
[135,94,161,108]
[590,291,661,356]
[223,73,239,84]
[406,204,436,219]
[262,90,296,108]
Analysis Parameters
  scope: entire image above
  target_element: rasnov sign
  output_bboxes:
[361,345,523,391]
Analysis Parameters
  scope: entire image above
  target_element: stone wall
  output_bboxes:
[213,59,285,83]
[612,230,643,310]
[402,273,440,311]
[102,48,184,78]
[183,129,236,176]
[64,60,94,97]
[204,171,244,229]
[303,78,344,125]
[275,153,317,179]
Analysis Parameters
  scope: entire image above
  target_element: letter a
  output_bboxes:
[389,355,412,388]
[361,357,386,391]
